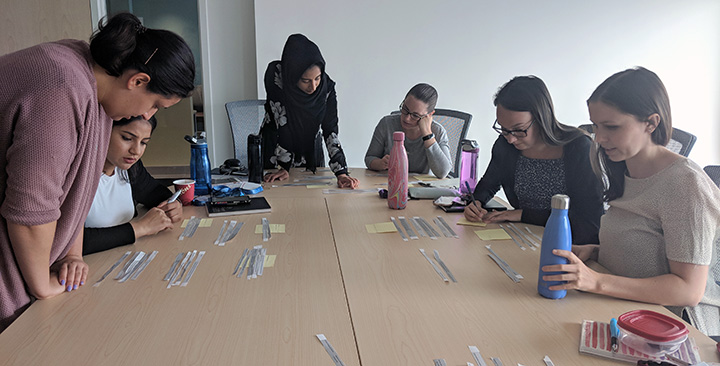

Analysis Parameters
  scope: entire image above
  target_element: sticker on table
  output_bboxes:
[263,255,276,267]
[199,218,213,227]
[366,222,398,233]
[457,218,487,227]
[474,229,512,240]
[255,224,285,234]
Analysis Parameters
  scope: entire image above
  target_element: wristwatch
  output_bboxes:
[422,133,435,141]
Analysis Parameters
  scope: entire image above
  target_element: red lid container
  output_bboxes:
[617,310,689,343]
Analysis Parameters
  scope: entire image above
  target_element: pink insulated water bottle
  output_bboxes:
[388,131,408,209]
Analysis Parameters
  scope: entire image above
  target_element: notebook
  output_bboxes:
[205,196,271,217]
[579,320,701,364]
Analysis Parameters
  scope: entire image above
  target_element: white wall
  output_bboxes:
[199,0,257,166]
[252,0,720,171]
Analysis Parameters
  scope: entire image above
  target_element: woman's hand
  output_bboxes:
[542,249,600,292]
[157,200,183,223]
[370,155,390,171]
[50,254,88,292]
[337,174,359,189]
[482,209,522,223]
[463,201,487,222]
[130,207,173,239]
[263,168,289,183]
[418,114,433,136]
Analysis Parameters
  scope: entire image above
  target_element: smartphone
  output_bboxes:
[482,198,507,212]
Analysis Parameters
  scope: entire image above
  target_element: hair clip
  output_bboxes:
[135,23,147,34]
[144,48,158,65]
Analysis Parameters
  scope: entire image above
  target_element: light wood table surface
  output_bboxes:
[326,194,720,365]
[0,197,359,366]
[0,168,717,365]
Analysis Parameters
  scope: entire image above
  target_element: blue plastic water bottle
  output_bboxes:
[538,194,572,299]
[190,137,212,195]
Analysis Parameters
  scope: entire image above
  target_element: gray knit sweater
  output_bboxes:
[364,114,452,178]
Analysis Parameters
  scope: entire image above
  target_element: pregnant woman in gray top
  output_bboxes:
[364,83,452,179]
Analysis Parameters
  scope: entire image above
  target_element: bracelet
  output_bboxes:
[422,133,434,141]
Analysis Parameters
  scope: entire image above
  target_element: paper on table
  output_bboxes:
[307,184,332,189]
[474,229,512,240]
[199,218,213,227]
[181,219,189,228]
[412,174,441,181]
[255,224,285,233]
[457,218,487,227]
[263,255,276,267]
[366,222,398,233]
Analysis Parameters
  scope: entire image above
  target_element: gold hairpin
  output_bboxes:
[144,48,158,65]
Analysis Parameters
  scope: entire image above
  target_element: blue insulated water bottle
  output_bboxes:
[538,194,572,299]
[190,138,212,195]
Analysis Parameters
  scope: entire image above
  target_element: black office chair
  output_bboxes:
[391,108,472,178]
[225,100,266,169]
[577,125,697,158]
[704,165,720,188]
[667,127,697,157]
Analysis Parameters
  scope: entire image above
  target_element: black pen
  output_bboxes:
[464,181,477,207]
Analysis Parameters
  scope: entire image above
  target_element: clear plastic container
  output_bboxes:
[617,309,689,356]
[618,326,687,356]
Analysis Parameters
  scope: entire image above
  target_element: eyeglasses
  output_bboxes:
[399,103,429,122]
[492,119,534,138]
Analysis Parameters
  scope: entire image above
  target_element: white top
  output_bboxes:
[85,167,135,228]
[598,157,720,336]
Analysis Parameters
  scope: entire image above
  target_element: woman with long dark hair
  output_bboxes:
[0,12,195,331]
[544,67,720,336]
[260,34,358,188]
[464,76,603,244]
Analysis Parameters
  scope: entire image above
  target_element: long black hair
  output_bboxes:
[587,67,672,201]
[90,13,195,98]
[494,76,585,146]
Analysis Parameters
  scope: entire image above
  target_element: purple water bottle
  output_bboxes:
[459,139,479,195]
[538,194,572,299]
[387,131,408,210]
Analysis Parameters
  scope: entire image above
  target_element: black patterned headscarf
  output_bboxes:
[264,34,335,172]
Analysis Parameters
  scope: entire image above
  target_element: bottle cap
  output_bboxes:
[393,131,405,141]
[551,194,570,210]
[461,139,479,152]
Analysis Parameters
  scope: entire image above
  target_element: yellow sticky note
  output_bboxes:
[457,218,487,227]
[374,222,398,233]
[199,218,213,227]
[263,255,276,267]
[365,224,377,233]
[255,224,286,234]
[474,229,512,240]
[306,184,330,189]
[413,174,440,181]
[181,219,189,228]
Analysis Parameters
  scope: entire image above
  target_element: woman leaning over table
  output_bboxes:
[464,76,603,244]
[0,13,195,331]
[364,83,453,179]
[260,33,359,188]
[543,67,720,336]
[83,116,183,255]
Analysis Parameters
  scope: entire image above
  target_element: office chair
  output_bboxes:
[704,165,720,188]
[391,108,472,178]
[666,127,697,157]
[225,100,266,169]
[577,125,696,158]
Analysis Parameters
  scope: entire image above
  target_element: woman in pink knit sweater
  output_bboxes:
[0,13,195,332]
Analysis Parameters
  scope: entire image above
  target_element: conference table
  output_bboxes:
[0,168,718,365]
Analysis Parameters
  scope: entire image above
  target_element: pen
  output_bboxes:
[610,318,619,353]
[464,181,476,206]
[167,188,183,203]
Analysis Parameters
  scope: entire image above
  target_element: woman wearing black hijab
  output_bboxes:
[260,34,359,188]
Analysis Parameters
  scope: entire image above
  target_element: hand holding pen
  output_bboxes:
[463,181,487,222]
[157,187,185,223]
